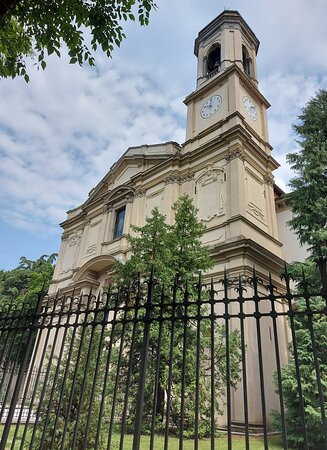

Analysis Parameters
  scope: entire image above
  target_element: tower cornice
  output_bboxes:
[194,10,260,57]
[184,63,270,108]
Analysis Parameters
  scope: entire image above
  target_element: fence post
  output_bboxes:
[0,290,44,450]
[316,247,327,294]
[132,268,155,450]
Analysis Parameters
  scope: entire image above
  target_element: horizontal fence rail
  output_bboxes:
[0,264,326,449]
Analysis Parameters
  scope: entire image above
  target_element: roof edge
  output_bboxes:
[194,10,260,56]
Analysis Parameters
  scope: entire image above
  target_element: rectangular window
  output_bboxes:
[113,207,126,239]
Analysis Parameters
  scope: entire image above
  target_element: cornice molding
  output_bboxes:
[264,174,275,186]
[184,64,270,108]
[134,188,147,197]
[164,171,195,185]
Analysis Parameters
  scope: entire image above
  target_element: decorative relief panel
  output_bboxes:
[85,244,97,256]
[225,148,245,162]
[134,188,147,198]
[164,172,194,185]
[246,172,266,225]
[263,174,274,186]
[247,202,265,222]
[60,231,82,274]
[84,217,101,258]
[195,164,226,222]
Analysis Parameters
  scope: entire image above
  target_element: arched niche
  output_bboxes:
[105,185,135,206]
[242,45,252,77]
[204,43,221,76]
[73,254,116,284]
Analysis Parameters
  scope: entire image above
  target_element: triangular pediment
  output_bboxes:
[82,141,181,207]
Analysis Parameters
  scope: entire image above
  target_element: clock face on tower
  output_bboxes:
[243,96,258,121]
[200,95,222,119]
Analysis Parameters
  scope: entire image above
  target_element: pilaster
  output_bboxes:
[264,174,279,239]
[225,148,246,220]
[100,205,110,245]
[124,195,134,234]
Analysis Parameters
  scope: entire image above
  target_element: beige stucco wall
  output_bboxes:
[277,207,308,262]
[47,11,300,429]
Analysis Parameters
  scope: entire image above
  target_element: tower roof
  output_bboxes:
[194,10,260,56]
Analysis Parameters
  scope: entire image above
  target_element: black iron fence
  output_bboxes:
[0,264,326,449]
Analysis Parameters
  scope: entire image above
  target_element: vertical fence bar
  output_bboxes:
[10,294,57,449]
[301,269,327,448]
[317,247,327,294]
[132,268,155,450]
[71,293,102,449]
[149,284,165,450]
[0,290,44,450]
[237,275,249,450]
[36,291,75,449]
[194,273,202,450]
[48,291,89,450]
[164,275,178,450]
[27,294,74,450]
[179,283,189,450]
[222,269,232,450]
[0,301,18,369]
[267,273,288,450]
[282,263,309,449]
[119,277,142,450]
[30,295,68,447]
[209,278,216,450]
[107,285,131,450]
[58,290,95,450]
[82,289,111,450]
[0,302,33,422]
[94,288,120,450]
[251,268,268,450]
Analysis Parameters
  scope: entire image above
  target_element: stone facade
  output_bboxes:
[49,10,305,426]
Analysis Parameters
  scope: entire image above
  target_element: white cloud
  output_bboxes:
[0,0,326,238]
[0,54,185,232]
[260,71,327,190]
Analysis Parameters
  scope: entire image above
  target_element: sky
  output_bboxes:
[0,0,327,270]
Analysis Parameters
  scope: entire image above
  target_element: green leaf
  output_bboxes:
[0,0,157,79]
[41,60,46,70]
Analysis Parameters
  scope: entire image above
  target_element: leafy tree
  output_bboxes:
[272,89,327,448]
[112,195,242,438]
[0,0,157,82]
[0,254,57,368]
[286,89,327,256]
[0,253,57,307]
[115,195,213,285]
[271,262,327,449]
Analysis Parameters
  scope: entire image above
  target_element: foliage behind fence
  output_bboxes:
[0,264,326,450]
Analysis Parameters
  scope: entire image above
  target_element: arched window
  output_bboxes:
[206,45,221,75]
[113,206,126,239]
[242,45,251,77]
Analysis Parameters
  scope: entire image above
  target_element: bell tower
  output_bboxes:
[181,11,287,427]
[182,10,283,274]
[184,10,270,158]
[195,10,259,87]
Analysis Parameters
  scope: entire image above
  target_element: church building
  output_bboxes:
[49,10,306,426]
